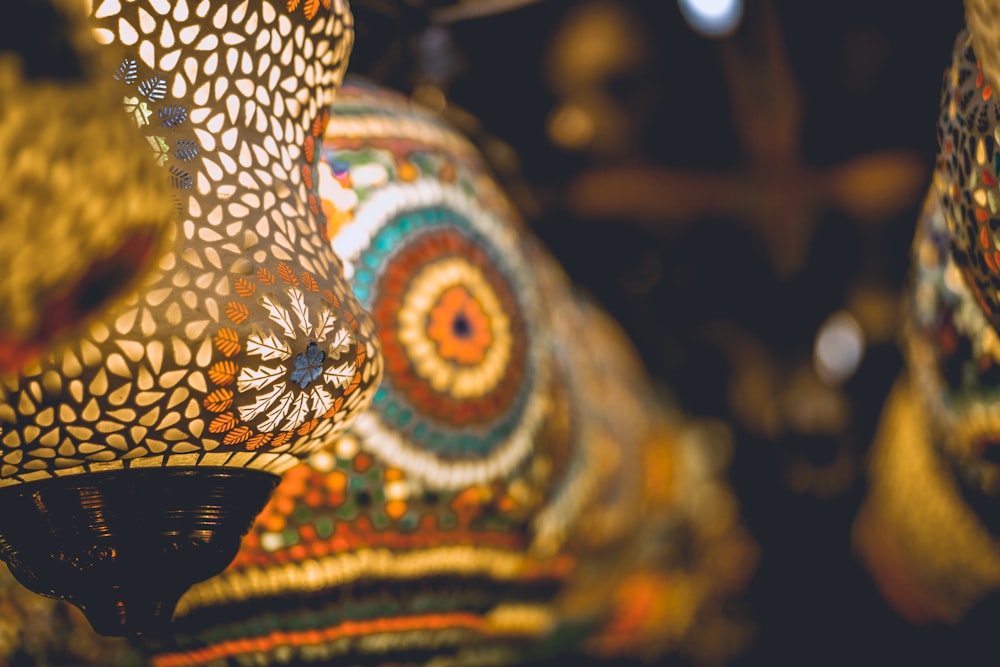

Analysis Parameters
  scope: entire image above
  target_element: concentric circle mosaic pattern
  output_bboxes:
[324,83,550,492]
[0,0,382,485]
[149,79,755,667]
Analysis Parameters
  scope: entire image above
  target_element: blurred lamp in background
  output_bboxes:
[0,0,173,374]
[856,11,1000,625]
[144,77,756,667]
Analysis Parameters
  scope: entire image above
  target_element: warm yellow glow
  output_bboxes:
[546,103,595,150]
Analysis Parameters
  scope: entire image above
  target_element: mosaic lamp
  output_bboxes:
[0,0,381,637]
[855,1,1000,625]
[142,79,754,667]
[0,0,174,373]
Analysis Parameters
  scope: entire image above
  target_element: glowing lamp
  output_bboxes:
[0,0,173,373]
[0,0,381,636]
[145,79,754,666]
[678,0,743,38]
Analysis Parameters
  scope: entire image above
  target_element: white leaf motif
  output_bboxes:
[258,392,294,432]
[328,327,352,359]
[288,287,312,337]
[237,365,285,392]
[246,332,292,361]
[239,382,286,422]
[262,293,296,339]
[282,393,311,431]
[323,361,355,389]
[310,385,335,415]
[315,307,339,343]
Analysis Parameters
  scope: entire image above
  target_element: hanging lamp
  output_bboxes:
[856,3,1000,623]
[0,0,174,373]
[0,0,382,637]
[143,78,755,666]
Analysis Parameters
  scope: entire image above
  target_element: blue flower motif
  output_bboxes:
[291,341,326,389]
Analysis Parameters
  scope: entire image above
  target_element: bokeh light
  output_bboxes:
[678,0,743,37]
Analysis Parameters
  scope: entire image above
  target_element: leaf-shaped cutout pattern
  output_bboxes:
[208,360,238,386]
[209,412,237,433]
[239,383,285,422]
[312,112,325,138]
[262,294,296,339]
[303,135,315,163]
[246,433,273,450]
[246,333,291,361]
[323,396,344,419]
[344,371,362,396]
[321,0,331,8]
[223,425,252,445]
[288,288,311,337]
[303,0,319,19]
[277,262,299,285]
[282,393,312,431]
[310,385,334,415]
[258,267,275,285]
[287,0,301,10]
[259,393,294,432]
[214,328,241,357]
[328,327,352,359]
[115,58,137,84]
[270,431,293,448]
[315,307,338,342]
[168,165,193,190]
[300,271,319,292]
[203,388,233,413]
[308,193,320,216]
[323,362,354,389]
[174,138,199,162]
[138,77,167,101]
[302,163,314,190]
[237,365,285,392]
[233,277,256,297]
[225,301,249,324]
[172,195,183,216]
[147,135,170,165]
[344,308,358,332]
[159,105,189,128]
[297,419,318,435]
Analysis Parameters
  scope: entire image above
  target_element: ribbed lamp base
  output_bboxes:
[0,467,278,637]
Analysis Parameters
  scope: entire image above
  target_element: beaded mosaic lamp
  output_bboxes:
[856,4,1000,624]
[0,0,381,637]
[143,79,755,667]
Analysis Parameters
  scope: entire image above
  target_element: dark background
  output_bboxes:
[349,1,1000,664]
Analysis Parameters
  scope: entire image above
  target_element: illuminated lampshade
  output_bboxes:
[529,248,755,661]
[855,28,1000,624]
[146,79,754,666]
[965,0,1000,116]
[0,1,381,637]
[0,0,173,373]
[936,15,1000,333]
